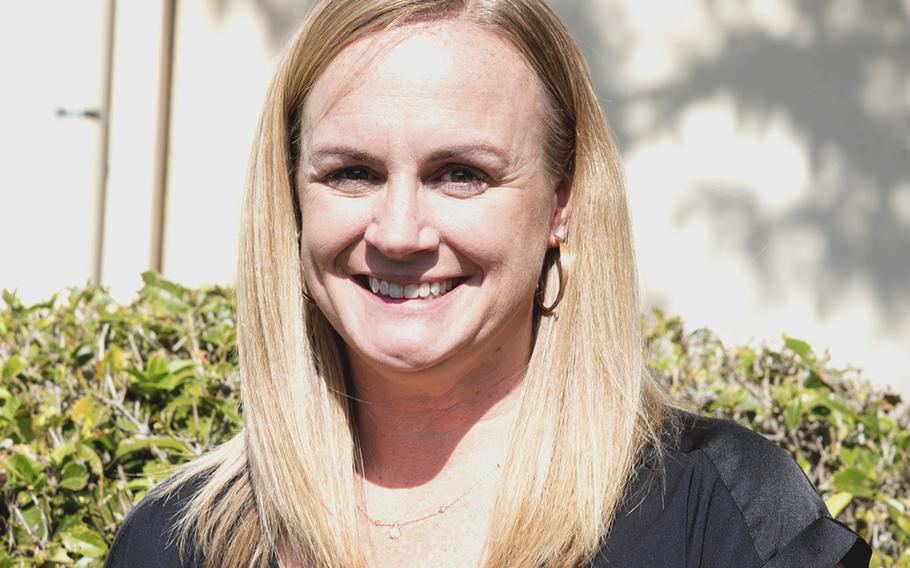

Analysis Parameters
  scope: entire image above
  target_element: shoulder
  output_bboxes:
[104,478,204,568]
[671,411,871,567]
[675,410,829,530]
[596,411,871,568]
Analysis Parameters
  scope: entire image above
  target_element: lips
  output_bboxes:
[366,276,458,299]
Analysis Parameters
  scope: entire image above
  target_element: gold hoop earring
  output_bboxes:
[536,242,571,316]
[300,265,315,305]
[302,287,315,304]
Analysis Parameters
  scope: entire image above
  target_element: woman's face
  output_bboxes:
[297,21,569,380]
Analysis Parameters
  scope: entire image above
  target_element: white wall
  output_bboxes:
[161,0,312,287]
[0,0,110,302]
[552,0,910,395]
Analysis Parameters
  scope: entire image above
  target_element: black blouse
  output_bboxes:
[104,412,871,567]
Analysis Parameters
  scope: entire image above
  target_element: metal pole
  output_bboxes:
[150,0,177,274]
[92,0,117,287]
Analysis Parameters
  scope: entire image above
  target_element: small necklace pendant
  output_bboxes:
[388,524,402,540]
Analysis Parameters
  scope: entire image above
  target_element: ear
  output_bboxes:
[548,173,573,247]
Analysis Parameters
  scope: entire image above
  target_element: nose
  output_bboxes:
[363,175,440,259]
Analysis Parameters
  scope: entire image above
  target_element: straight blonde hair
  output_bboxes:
[155,1,672,566]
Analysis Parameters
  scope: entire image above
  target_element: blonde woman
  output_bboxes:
[104,0,871,566]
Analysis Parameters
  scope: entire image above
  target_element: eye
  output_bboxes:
[432,165,491,196]
[325,166,381,193]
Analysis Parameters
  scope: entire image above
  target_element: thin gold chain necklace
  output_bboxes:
[358,463,502,540]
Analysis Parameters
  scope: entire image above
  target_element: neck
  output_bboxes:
[349,325,530,487]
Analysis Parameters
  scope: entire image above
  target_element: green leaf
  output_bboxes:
[61,525,108,558]
[125,477,155,492]
[877,494,906,514]
[804,370,829,390]
[4,451,43,484]
[839,447,880,478]
[825,492,853,518]
[75,442,103,475]
[46,546,74,564]
[2,289,22,310]
[784,397,802,430]
[2,354,27,379]
[735,347,757,374]
[73,345,94,366]
[862,410,881,437]
[71,397,100,425]
[146,355,168,378]
[832,468,875,498]
[823,395,857,420]
[167,359,198,374]
[96,345,124,377]
[114,435,191,459]
[14,505,43,542]
[59,462,89,491]
[783,335,814,363]
[135,358,199,392]
[896,514,910,536]
[51,442,76,465]
[142,460,174,480]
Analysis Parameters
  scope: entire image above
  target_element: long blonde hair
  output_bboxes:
[156,1,671,566]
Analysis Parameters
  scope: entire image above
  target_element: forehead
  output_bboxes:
[301,20,547,152]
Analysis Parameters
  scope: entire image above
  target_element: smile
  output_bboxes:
[365,276,459,300]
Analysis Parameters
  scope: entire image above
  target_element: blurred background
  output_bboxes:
[0,0,907,396]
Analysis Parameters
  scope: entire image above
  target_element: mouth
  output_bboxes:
[353,275,466,300]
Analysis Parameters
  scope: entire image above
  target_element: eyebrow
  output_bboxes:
[309,146,382,165]
[307,143,509,167]
[426,144,509,165]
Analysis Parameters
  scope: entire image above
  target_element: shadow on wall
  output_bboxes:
[554,0,910,328]
[211,0,314,50]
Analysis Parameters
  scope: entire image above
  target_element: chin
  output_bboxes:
[352,332,463,374]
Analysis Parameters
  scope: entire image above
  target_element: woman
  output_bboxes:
[105,0,871,566]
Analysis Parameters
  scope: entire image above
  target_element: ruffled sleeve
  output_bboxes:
[694,416,872,568]
[761,516,871,568]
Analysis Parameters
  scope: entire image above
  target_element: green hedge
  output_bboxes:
[0,274,907,566]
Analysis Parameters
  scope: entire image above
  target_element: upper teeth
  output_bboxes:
[368,277,456,299]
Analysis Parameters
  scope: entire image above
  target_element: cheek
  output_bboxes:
[443,193,552,276]
[298,189,370,276]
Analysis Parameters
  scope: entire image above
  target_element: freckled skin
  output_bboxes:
[297,22,570,393]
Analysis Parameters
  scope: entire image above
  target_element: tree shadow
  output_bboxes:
[559,0,910,328]
[210,0,313,52]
